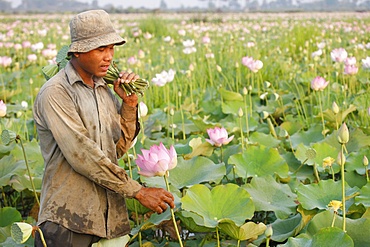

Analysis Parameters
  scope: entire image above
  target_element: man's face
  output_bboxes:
[76,44,115,78]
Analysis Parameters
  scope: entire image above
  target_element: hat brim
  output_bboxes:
[68,32,125,55]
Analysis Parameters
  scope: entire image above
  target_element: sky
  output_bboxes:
[10,0,210,9]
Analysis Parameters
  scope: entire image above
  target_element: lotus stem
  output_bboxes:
[164,175,183,247]
[340,145,346,232]
[331,212,337,227]
[18,136,40,206]
[317,91,326,136]
[35,227,47,247]
[216,226,220,247]
[127,152,142,247]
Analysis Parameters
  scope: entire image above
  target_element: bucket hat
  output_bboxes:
[68,9,125,55]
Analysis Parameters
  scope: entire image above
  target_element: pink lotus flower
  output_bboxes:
[330,48,348,63]
[242,56,263,73]
[202,36,211,44]
[206,127,234,147]
[0,100,7,117]
[345,57,356,66]
[0,56,12,67]
[241,56,254,67]
[136,143,177,177]
[247,59,263,73]
[344,65,358,75]
[311,76,329,91]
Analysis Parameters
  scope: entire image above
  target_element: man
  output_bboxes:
[33,10,174,247]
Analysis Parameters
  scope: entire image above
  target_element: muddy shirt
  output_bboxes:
[33,62,142,239]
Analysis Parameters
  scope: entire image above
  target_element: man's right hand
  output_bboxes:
[134,187,175,214]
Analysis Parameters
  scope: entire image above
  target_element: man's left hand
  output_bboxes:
[114,71,139,107]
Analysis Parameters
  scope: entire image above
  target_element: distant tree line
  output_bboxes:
[0,0,369,13]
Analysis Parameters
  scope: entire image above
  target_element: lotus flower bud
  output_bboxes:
[332,102,339,114]
[0,100,6,117]
[265,225,273,238]
[216,65,222,73]
[363,156,369,167]
[11,222,33,244]
[264,81,271,88]
[206,126,234,147]
[138,102,148,118]
[243,87,248,95]
[337,123,349,144]
[337,151,346,166]
[238,107,243,117]
[169,56,175,64]
[262,111,269,119]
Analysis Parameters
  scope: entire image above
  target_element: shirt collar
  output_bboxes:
[65,61,107,88]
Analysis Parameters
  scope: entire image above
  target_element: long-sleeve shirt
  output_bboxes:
[33,62,142,239]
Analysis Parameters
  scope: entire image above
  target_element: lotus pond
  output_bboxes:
[0,12,370,247]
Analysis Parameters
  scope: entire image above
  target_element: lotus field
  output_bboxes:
[1,11,370,246]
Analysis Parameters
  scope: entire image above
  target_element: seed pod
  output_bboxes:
[11,222,33,244]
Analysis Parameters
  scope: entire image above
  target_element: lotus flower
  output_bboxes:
[344,65,358,75]
[206,127,234,147]
[136,143,177,177]
[330,48,348,63]
[0,100,6,117]
[311,76,329,91]
[138,101,148,118]
[361,57,370,70]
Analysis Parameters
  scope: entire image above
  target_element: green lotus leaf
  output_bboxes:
[344,170,367,189]
[346,149,370,174]
[294,142,339,173]
[296,179,359,211]
[323,128,370,153]
[0,207,22,228]
[229,145,289,179]
[311,227,353,247]
[11,139,44,175]
[222,100,244,115]
[307,210,369,246]
[323,104,357,126]
[243,176,297,219]
[0,142,16,158]
[9,173,42,192]
[125,198,150,215]
[183,137,214,159]
[177,211,214,233]
[56,45,69,64]
[294,143,316,166]
[169,156,226,189]
[270,213,302,242]
[248,132,280,148]
[219,87,243,101]
[0,156,25,187]
[181,183,254,228]
[279,233,311,247]
[355,182,370,207]
[290,125,324,149]
[219,219,266,241]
